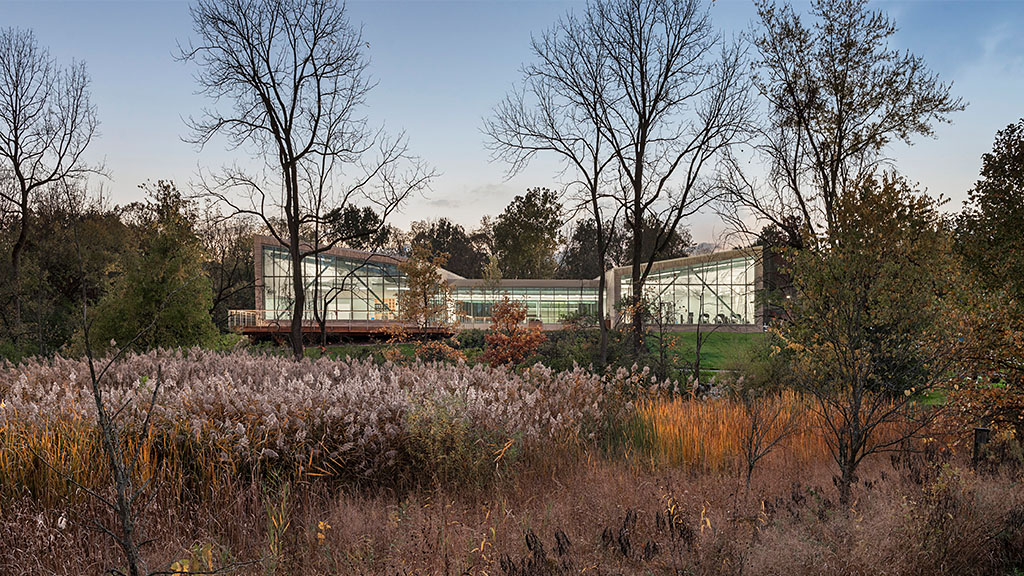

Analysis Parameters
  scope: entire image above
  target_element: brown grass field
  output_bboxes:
[1,354,1022,575]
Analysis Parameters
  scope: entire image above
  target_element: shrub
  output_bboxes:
[403,396,508,487]
[455,329,487,350]
[530,328,599,372]
[720,333,794,396]
[483,297,546,367]
[414,338,466,363]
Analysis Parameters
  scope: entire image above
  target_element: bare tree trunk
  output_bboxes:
[287,168,306,360]
[594,206,613,369]
[631,202,644,357]
[837,459,855,507]
[289,234,305,361]
[9,205,28,334]
[693,307,704,391]
[90,374,143,576]
[597,267,609,368]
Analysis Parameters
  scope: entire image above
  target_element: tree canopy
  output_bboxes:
[83,181,218,353]
[493,188,563,279]
[955,118,1024,298]
[330,205,391,253]
[721,0,964,245]
[411,218,488,279]
[950,118,1024,441]
[557,216,693,279]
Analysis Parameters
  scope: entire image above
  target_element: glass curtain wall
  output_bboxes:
[261,246,403,322]
[620,256,756,324]
[454,286,600,326]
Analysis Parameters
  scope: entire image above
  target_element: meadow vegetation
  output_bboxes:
[1,346,1022,575]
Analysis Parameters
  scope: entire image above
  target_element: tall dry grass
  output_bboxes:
[2,351,1021,575]
[630,391,924,474]
[3,448,1021,576]
[629,392,824,472]
[0,349,651,504]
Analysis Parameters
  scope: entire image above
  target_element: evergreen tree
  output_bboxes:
[82,181,217,352]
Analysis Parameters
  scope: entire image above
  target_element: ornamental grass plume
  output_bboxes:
[0,349,639,502]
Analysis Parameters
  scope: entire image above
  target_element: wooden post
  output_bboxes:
[972,427,991,468]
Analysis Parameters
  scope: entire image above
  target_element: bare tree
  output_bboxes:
[592,0,751,356]
[181,0,433,360]
[487,0,749,361]
[687,286,720,394]
[0,27,101,339]
[719,0,964,246]
[645,294,677,381]
[304,154,359,347]
[485,6,621,364]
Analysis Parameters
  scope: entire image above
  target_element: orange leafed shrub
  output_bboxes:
[483,296,546,367]
[415,339,466,363]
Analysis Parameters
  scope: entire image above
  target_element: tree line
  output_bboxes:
[0,175,694,359]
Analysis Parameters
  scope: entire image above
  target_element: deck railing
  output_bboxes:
[227,310,456,334]
[227,309,264,330]
[226,310,572,333]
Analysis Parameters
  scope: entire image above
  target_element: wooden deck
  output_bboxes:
[237,318,453,342]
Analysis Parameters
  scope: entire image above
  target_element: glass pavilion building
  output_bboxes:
[236,236,767,334]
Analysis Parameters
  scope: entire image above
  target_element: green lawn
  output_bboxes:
[292,329,764,373]
[303,341,415,361]
[654,330,764,371]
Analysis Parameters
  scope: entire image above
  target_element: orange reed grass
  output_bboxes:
[632,391,829,472]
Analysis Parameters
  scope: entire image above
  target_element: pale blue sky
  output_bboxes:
[2,0,1022,243]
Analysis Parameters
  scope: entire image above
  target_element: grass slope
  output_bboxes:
[652,330,763,371]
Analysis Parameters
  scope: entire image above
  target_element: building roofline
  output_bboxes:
[610,246,763,277]
[254,235,762,284]
[450,278,600,289]
[253,235,408,268]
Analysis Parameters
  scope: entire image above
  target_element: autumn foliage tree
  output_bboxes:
[950,118,1024,442]
[945,292,1024,443]
[779,174,958,505]
[397,244,453,331]
[483,296,546,367]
